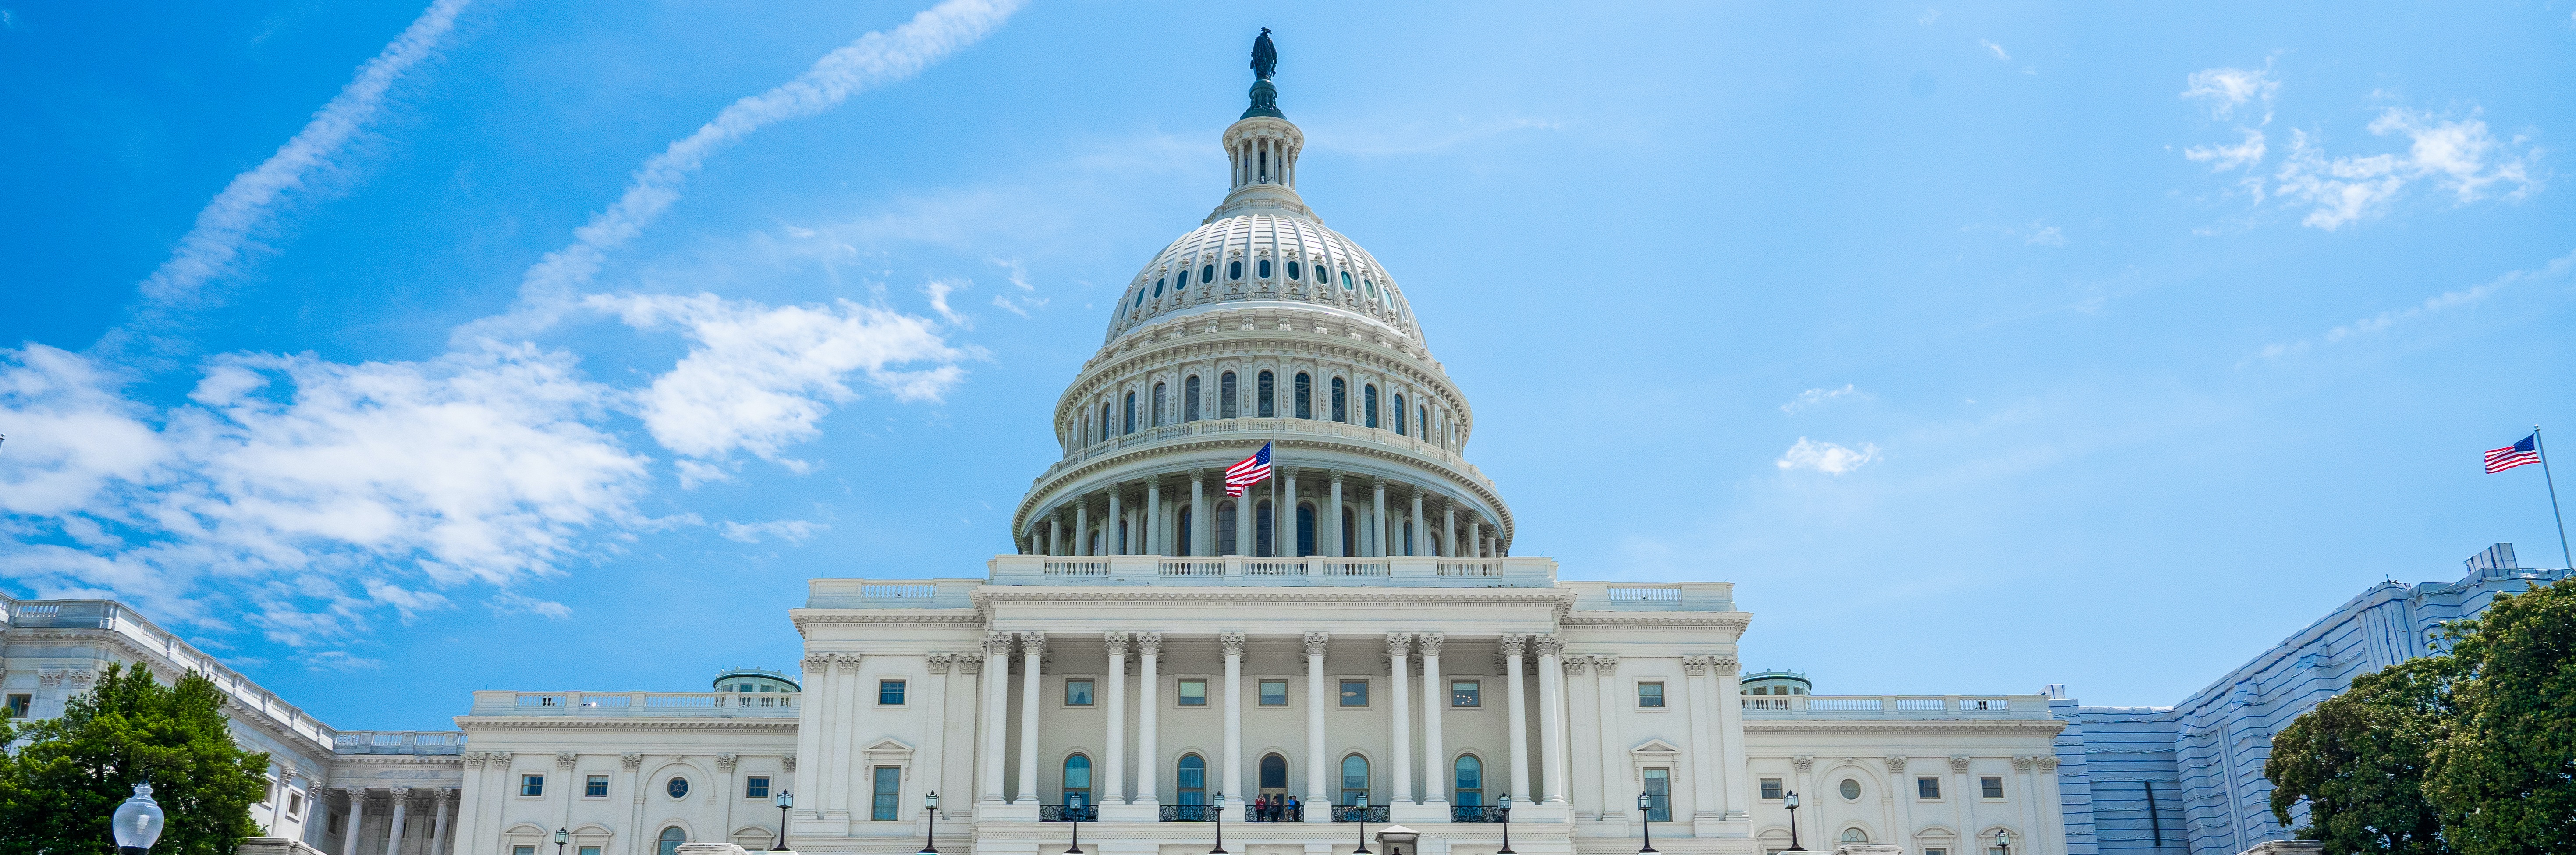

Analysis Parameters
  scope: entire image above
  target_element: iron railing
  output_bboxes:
[1159,804,1219,822]
[1245,804,1304,822]
[1039,804,1097,822]
[1332,805,1390,823]
[1451,805,1510,823]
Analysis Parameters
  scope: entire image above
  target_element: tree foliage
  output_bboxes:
[2266,578,2576,855]
[0,662,271,855]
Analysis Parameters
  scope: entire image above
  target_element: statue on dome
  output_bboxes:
[1251,28,1278,80]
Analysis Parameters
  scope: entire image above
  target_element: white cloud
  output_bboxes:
[718,519,826,544]
[1917,7,1941,26]
[2025,224,2065,245]
[2186,128,2268,172]
[299,650,385,671]
[105,0,471,356]
[468,0,1025,339]
[2183,64,2279,123]
[589,293,970,465]
[1780,384,1863,414]
[2273,109,2541,230]
[2259,249,2576,358]
[1979,39,2010,61]
[923,278,972,328]
[1776,438,1883,475]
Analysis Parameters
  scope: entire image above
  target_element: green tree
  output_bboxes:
[2425,578,2576,855]
[0,662,271,855]
[2265,656,2457,855]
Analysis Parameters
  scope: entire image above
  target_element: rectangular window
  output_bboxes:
[1178,678,1208,707]
[880,680,906,706]
[1066,678,1095,706]
[1451,679,1480,707]
[1259,679,1289,706]
[581,847,601,855]
[1642,768,1671,822]
[1924,849,1946,855]
[1981,777,2006,799]
[1340,679,1369,707]
[1760,777,1784,800]
[585,775,609,797]
[514,847,535,855]
[1918,777,1941,799]
[746,776,771,798]
[521,774,544,796]
[288,792,305,817]
[3,694,28,718]
[872,766,901,821]
[1637,682,1666,708]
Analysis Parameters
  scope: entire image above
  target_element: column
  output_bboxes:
[1221,632,1246,807]
[1715,656,1750,818]
[1108,487,1125,555]
[1682,658,1718,817]
[830,654,864,815]
[1235,476,1256,556]
[1470,520,1485,557]
[1327,474,1345,557]
[1408,491,1423,556]
[1442,506,1457,557]
[1371,480,1387,557]
[1105,634,1131,803]
[1502,635,1532,806]
[715,756,739,847]
[1279,471,1297,556]
[622,753,645,855]
[1048,517,1061,555]
[386,789,410,855]
[1419,632,1448,805]
[1594,657,1623,816]
[1387,634,1415,804]
[1884,758,1913,851]
[1536,638,1569,805]
[1304,632,1331,819]
[1137,633,1164,804]
[2014,756,2044,851]
[1192,473,1211,556]
[343,789,368,855]
[434,790,455,855]
[1949,756,1974,849]
[980,634,1011,802]
[1146,480,1161,556]
[1076,501,1091,557]
[923,655,953,812]
[1015,632,1047,804]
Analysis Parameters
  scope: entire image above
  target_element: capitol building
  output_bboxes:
[1,38,2082,855]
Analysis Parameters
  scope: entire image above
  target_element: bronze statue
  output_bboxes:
[1251,28,1277,80]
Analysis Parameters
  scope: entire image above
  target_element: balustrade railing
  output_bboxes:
[1245,804,1304,822]
[1331,805,1390,823]
[1039,805,1097,822]
[477,690,799,717]
[1159,804,1219,822]
[1451,805,1510,823]
[986,555,1560,589]
[1738,694,2042,719]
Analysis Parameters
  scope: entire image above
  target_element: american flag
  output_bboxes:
[1224,442,1274,497]
[2486,433,2542,474]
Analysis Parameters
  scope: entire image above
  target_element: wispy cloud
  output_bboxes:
[2258,249,2576,359]
[1776,438,1882,475]
[1781,384,1863,414]
[2184,63,2279,124]
[2186,128,2268,173]
[1917,7,1941,26]
[719,519,826,544]
[2273,109,2541,230]
[99,0,471,362]
[1979,39,2010,61]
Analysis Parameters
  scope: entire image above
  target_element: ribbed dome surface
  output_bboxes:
[1106,212,1420,342]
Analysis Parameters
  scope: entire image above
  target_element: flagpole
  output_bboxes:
[2537,425,2571,569]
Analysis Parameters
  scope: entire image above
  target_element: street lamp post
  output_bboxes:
[554,827,570,855]
[1352,809,1371,855]
[1636,791,1657,855]
[1995,830,2015,855]
[112,782,167,855]
[1784,791,1805,852]
[1208,793,1228,855]
[919,791,939,855]
[773,791,795,851]
[1497,792,1515,855]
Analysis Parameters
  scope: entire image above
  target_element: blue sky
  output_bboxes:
[4,0,2572,732]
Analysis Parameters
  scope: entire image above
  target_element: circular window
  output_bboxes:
[667,777,690,799]
[1839,779,1861,800]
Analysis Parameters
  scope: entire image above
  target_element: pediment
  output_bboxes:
[1629,738,1682,755]
[862,738,915,754]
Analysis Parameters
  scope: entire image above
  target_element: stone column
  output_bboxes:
[343,789,368,855]
[1192,473,1210,556]
[1303,632,1332,819]
[1327,474,1345,557]
[2014,756,2046,852]
[1108,487,1125,555]
[1501,635,1532,806]
[980,634,1012,802]
[1419,632,1448,805]
[1280,470,1298,556]
[832,654,864,814]
[1048,517,1061,555]
[715,755,739,844]
[1408,491,1424,556]
[622,753,645,855]
[555,752,578,828]
[1371,480,1387,557]
[1884,757,1913,851]
[1076,501,1091,557]
[426,790,451,855]
[1595,658,1623,817]
[1715,656,1749,818]
[2035,755,2067,852]
[1015,632,1047,804]
[1387,634,1415,804]
[1146,480,1162,556]
[1681,657,1718,818]
[1104,634,1131,803]
[386,788,410,855]
[1136,633,1164,804]
[1950,756,1974,850]
[923,655,955,812]
[1221,632,1246,808]
[1536,637,1570,805]
[1443,505,1457,557]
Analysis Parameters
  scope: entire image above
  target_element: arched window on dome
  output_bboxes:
[1220,372,1239,419]
[1393,394,1407,435]
[1255,500,1274,556]
[1316,266,1330,286]
[1341,506,1356,556]
[1228,261,1243,280]
[1152,383,1167,427]
[1330,378,1347,423]
[1364,280,1377,299]
[1363,385,1379,429]
[1202,264,1216,284]
[1341,271,1354,289]
[1402,519,1414,556]
[1097,403,1110,443]
[1123,391,1136,436]
[1258,371,1276,418]
[1288,261,1302,280]
[1135,289,1146,308]
[1293,373,1312,419]
[1419,406,1429,440]
[1184,376,1202,422]
[1295,503,1316,557]
[1216,500,1238,555]
[1175,506,1192,557]
[1154,277,1165,298]
[1257,259,1272,279]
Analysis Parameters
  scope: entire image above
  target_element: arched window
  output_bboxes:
[1341,507,1356,556]
[1064,755,1093,807]
[1116,519,1129,555]
[1393,394,1406,435]
[1364,385,1379,428]
[1294,373,1313,419]
[1228,260,1244,280]
[1255,500,1275,556]
[1316,266,1331,285]
[1259,753,1288,795]
[1177,754,1207,805]
[1256,371,1276,418]
[1184,376,1201,421]
[1341,271,1354,289]
[1402,520,1414,556]
[1341,755,1370,806]
[1201,264,1216,284]
[1257,259,1273,279]
[1642,768,1670,821]
[1330,378,1347,422]
[1840,829,1868,844]
[1288,261,1302,280]
[1220,372,1239,419]
[1155,277,1166,297]
[1135,289,1145,307]
[1365,280,1377,299]
[1123,391,1136,435]
[1153,383,1167,427]
[1217,501,1238,555]
[659,827,686,855]
[1418,407,1428,440]
[1295,504,1316,557]
[1176,506,1193,557]
[1100,403,1111,442]
[1454,756,1483,807]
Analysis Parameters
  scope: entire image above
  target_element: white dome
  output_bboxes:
[1107,212,1420,343]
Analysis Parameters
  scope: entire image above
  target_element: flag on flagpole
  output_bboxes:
[1224,442,1274,497]
[2487,433,2542,474]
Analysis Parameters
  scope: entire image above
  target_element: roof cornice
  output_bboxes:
[1742,719,2068,735]
[457,718,798,732]
[968,587,1577,607]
